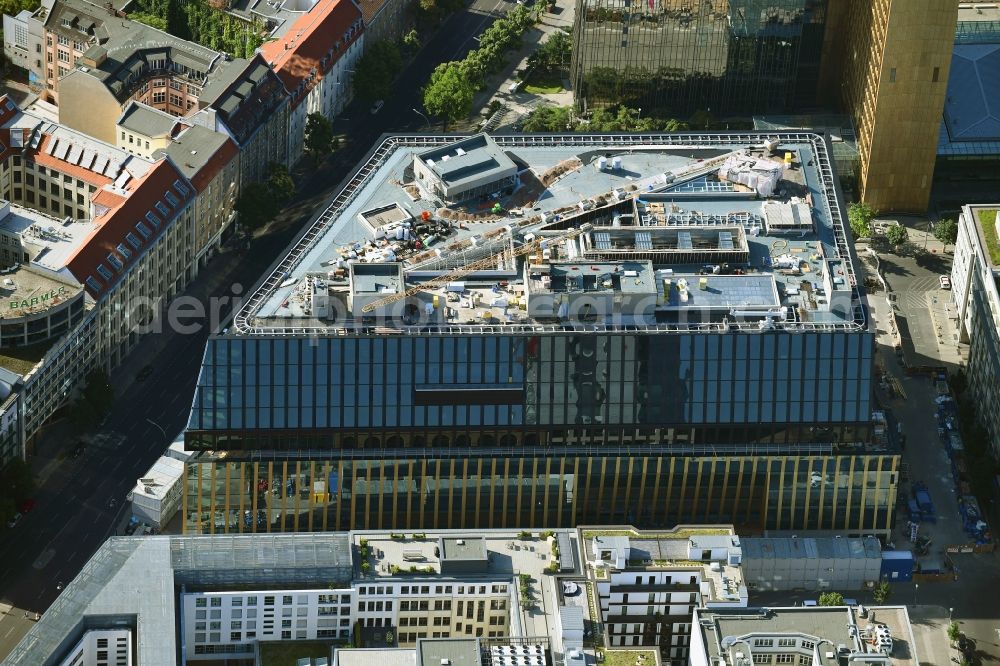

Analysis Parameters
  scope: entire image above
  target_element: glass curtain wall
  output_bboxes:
[571,0,829,115]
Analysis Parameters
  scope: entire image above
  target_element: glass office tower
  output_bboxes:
[570,0,829,115]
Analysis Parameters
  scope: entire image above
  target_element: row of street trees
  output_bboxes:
[422,4,536,127]
[522,104,690,133]
[847,202,959,250]
[234,162,296,230]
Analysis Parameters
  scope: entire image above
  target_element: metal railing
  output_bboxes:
[231,132,868,337]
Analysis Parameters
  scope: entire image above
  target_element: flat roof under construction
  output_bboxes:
[233,132,867,336]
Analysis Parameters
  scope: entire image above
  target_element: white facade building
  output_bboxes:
[57,628,133,666]
[951,203,1000,457]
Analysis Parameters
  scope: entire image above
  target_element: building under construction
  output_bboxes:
[182,132,898,538]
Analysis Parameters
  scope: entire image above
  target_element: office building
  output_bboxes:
[260,0,364,165]
[570,0,831,116]
[690,605,919,666]
[5,525,743,666]
[0,96,206,463]
[182,131,897,538]
[819,0,958,213]
[951,204,1000,458]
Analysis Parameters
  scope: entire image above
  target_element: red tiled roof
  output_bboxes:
[260,0,363,107]
[0,95,21,127]
[356,0,388,25]
[32,134,114,188]
[66,159,194,297]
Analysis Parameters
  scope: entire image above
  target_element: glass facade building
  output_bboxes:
[182,131,897,539]
[183,329,895,536]
[570,0,829,115]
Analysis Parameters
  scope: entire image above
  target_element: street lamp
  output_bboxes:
[914,583,919,607]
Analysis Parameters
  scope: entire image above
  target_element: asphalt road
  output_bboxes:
[0,0,511,655]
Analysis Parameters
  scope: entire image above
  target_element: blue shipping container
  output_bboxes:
[880,550,914,582]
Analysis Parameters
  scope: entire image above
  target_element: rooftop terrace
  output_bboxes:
[232,133,866,337]
[697,605,917,666]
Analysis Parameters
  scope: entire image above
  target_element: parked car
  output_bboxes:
[7,512,21,528]
[370,100,385,115]
[940,275,952,289]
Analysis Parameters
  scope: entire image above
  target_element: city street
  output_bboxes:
[0,0,514,656]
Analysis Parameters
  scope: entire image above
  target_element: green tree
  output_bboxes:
[0,0,40,20]
[236,183,279,230]
[354,41,402,103]
[423,61,475,129]
[948,622,961,643]
[303,113,334,165]
[934,218,958,248]
[818,592,845,607]
[403,29,421,52]
[664,118,690,132]
[529,30,571,73]
[266,162,295,204]
[127,12,167,29]
[872,580,890,603]
[885,223,908,248]
[848,201,876,239]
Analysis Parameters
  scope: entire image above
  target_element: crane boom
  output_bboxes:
[359,223,593,314]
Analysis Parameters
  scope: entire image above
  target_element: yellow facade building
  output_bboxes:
[823,0,959,213]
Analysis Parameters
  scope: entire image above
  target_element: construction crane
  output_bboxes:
[360,223,594,314]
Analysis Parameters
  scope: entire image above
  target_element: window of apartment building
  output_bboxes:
[775,656,794,664]
[932,66,940,83]
[58,66,67,76]
[152,92,166,104]
[57,49,69,63]
[777,639,795,648]
[752,656,770,664]
[170,80,183,90]
[57,34,69,46]
[63,187,71,201]
[889,67,896,83]
[800,641,814,650]
[753,639,773,648]
[797,657,810,666]
[49,182,58,194]
[107,254,124,272]
[39,195,47,207]
[169,93,182,107]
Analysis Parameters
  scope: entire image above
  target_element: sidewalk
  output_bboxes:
[461,2,577,131]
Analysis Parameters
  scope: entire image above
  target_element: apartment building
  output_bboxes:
[191,54,290,185]
[260,0,364,165]
[357,0,410,49]
[951,204,1000,458]
[114,102,241,265]
[583,527,747,665]
[0,96,201,461]
[2,0,288,187]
